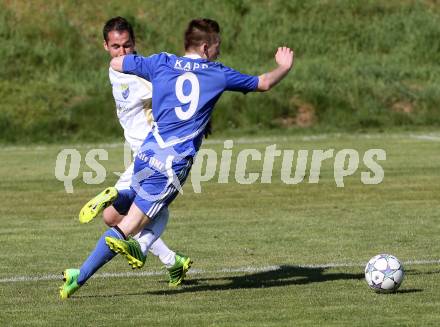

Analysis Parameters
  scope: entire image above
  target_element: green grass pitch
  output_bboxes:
[1,132,439,326]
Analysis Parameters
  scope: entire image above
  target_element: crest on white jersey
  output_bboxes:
[120,83,130,99]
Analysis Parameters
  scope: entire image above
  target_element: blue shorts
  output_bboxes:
[131,155,193,219]
[112,189,136,215]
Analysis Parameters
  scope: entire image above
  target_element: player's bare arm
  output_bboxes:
[257,46,294,92]
[111,55,125,72]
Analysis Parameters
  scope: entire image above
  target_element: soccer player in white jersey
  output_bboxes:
[60,18,190,299]
[60,18,294,298]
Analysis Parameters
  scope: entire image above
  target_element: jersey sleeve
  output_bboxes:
[222,65,259,93]
[122,53,162,81]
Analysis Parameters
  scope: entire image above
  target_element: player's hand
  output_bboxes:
[111,56,125,72]
[275,47,294,71]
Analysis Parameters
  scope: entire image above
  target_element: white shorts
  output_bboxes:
[115,162,134,190]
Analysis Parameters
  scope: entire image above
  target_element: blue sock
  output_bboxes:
[77,227,124,285]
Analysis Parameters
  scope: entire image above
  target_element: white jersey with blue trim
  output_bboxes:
[109,67,153,154]
[122,52,258,157]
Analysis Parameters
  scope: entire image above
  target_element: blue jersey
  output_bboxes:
[123,53,258,157]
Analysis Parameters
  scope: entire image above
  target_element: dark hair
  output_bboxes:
[103,16,135,44]
[184,18,220,50]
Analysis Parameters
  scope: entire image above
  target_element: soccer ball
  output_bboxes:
[364,254,404,293]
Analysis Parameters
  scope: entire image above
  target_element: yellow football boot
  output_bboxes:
[79,187,118,224]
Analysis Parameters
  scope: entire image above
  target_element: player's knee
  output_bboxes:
[102,207,121,227]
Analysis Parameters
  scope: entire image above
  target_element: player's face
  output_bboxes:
[104,30,135,58]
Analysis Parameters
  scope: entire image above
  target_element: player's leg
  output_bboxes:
[74,189,135,285]
[60,180,144,299]
[106,190,185,267]
[135,208,192,287]
[106,157,193,268]
[107,204,193,287]
[102,205,123,226]
[60,197,146,299]
[149,238,175,267]
[135,207,169,255]
[102,187,135,226]
[106,167,179,251]
[101,206,177,269]
[62,169,133,298]
[108,206,169,268]
[150,239,194,287]
[117,201,152,236]
[106,189,178,264]
[104,202,151,268]
[59,225,127,299]
[79,153,186,267]
[76,226,126,280]
[116,174,178,268]
[104,165,170,268]
[81,159,178,266]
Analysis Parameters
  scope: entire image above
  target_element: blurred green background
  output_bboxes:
[1,0,439,143]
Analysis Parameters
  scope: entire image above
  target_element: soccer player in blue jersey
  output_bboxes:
[78,16,192,286]
[60,18,294,298]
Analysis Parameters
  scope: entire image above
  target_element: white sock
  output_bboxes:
[133,207,169,256]
[150,238,175,268]
[134,230,156,255]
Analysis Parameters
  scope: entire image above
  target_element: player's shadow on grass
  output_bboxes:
[77,265,425,299]
[146,265,364,295]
